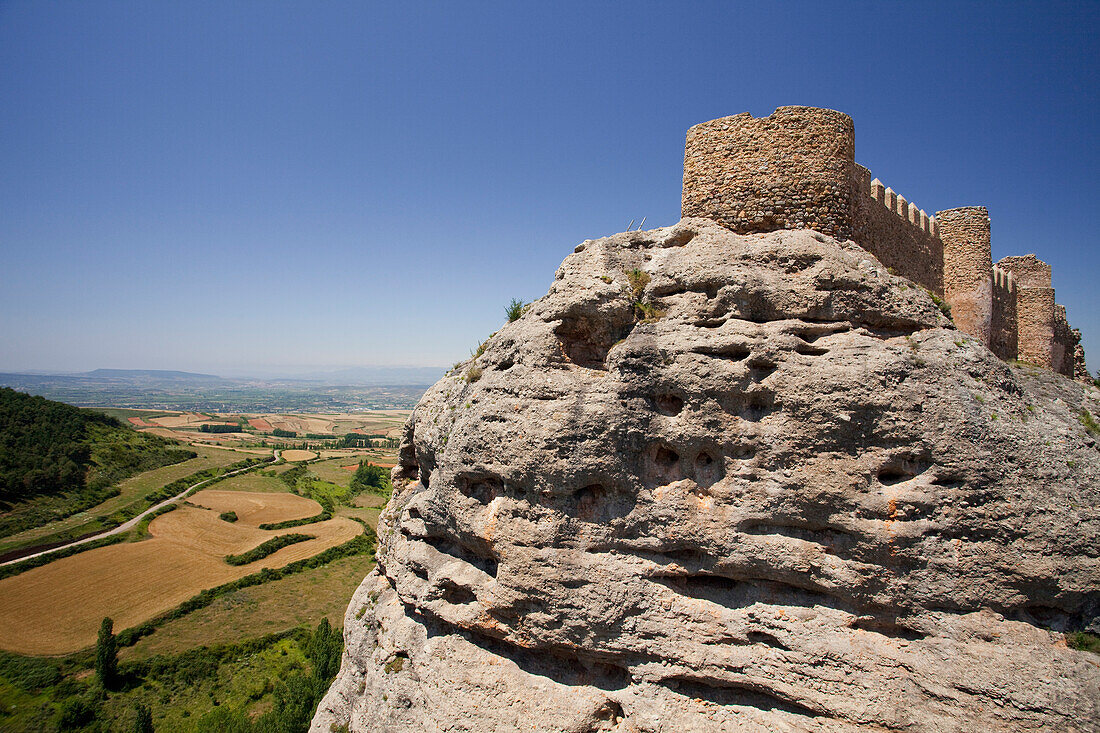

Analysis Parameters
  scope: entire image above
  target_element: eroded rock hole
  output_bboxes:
[555,315,633,370]
[695,344,750,361]
[746,630,790,650]
[748,358,778,380]
[693,451,723,488]
[795,343,828,356]
[741,392,776,422]
[438,579,477,606]
[848,616,926,640]
[661,676,820,717]
[590,699,625,729]
[663,228,696,247]
[876,458,927,486]
[571,483,636,523]
[422,534,498,578]
[459,473,503,504]
[654,393,684,415]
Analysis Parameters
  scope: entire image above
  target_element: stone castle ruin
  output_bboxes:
[682,106,1089,382]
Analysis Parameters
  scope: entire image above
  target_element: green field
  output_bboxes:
[123,552,375,660]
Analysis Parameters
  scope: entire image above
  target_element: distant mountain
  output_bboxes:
[81,369,223,381]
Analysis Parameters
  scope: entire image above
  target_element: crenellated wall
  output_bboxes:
[681,106,1090,383]
[851,167,944,296]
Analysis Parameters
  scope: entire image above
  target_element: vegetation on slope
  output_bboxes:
[0,388,195,537]
[0,619,343,733]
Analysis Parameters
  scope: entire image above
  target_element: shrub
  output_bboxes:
[1067,631,1100,654]
[625,269,650,301]
[56,696,98,730]
[219,510,238,523]
[224,534,313,566]
[465,366,483,383]
[133,703,154,733]
[505,298,528,323]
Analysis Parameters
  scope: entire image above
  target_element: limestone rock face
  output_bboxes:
[313,219,1100,732]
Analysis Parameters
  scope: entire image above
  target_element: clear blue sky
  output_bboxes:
[1,1,1097,375]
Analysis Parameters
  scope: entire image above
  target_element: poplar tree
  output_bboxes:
[96,616,118,689]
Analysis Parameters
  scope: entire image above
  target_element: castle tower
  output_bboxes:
[996,255,1055,369]
[681,107,856,239]
[937,207,993,346]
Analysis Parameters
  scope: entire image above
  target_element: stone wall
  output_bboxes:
[938,207,993,347]
[1052,306,1081,379]
[990,266,1018,361]
[680,107,1088,382]
[682,107,855,239]
[850,168,944,295]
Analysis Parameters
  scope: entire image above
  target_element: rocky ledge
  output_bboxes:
[313,219,1100,732]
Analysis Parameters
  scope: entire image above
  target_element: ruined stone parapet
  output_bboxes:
[853,169,943,295]
[1074,341,1091,385]
[682,107,855,238]
[996,254,1052,288]
[997,255,1058,370]
[990,265,1018,361]
[937,207,993,346]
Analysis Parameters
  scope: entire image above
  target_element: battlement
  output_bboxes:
[681,107,1088,383]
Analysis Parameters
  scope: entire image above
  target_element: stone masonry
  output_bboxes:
[681,106,1089,382]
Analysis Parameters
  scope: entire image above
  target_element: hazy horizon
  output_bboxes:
[3,1,1098,373]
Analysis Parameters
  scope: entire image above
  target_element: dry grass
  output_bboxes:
[149,412,209,428]
[188,490,320,527]
[0,504,361,655]
[280,449,317,462]
[206,473,287,494]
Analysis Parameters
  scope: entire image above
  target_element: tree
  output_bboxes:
[96,616,118,689]
[133,703,154,733]
[350,461,390,497]
[307,617,342,682]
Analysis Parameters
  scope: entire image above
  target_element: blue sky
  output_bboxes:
[1,1,1097,375]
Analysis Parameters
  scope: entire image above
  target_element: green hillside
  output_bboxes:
[0,387,195,537]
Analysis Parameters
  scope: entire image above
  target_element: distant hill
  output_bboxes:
[0,387,195,534]
[81,369,223,381]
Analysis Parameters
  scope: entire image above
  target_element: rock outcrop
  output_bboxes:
[313,219,1100,732]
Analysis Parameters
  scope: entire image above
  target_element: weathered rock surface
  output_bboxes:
[313,219,1100,732]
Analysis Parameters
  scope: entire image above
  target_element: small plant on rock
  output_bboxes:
[626,269,650,301]
[1079,409,1100,437]
[623,268,665,323]
[505,298,528,323]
